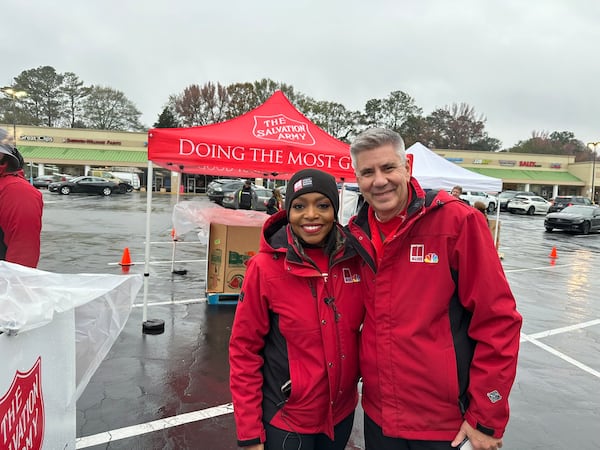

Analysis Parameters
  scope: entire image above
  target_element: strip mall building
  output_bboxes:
[5,124,598,201]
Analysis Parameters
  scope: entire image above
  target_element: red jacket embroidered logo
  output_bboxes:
[0,357,45,450]
[253,115,316,146]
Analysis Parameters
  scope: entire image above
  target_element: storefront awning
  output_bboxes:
[17,146,148,164]
[468,167,584,185]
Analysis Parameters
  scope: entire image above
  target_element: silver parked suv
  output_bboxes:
[459,191,498,213]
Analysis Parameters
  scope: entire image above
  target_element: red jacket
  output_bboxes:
[347,179,522,440]
[0,165,43,267]
[229,211,374,447]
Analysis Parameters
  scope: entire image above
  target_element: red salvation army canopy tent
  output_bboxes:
[140,91,354,331]
[147,90,355,181]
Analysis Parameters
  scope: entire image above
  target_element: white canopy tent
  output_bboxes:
[406,142,503,250]
[406,142,502,192]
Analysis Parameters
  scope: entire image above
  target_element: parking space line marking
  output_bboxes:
[75,403,234,448]
[526,319,600,339]
[108,259,207,266]
[520,333,600,379]
[132,298,207,307]
[505,263,574,273]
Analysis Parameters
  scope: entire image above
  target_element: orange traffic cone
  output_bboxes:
[119,247,133,272]
[549,246,558,259]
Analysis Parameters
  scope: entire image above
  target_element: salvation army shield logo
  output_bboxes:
[253,114,316,146]
[0,357,45,450]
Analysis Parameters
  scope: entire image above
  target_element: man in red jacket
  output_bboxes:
[0,128,43,268]
[346,128,522,450]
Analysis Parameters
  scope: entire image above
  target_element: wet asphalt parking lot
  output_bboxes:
[36,190,600,449]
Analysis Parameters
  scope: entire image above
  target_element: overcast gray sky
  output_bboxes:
[3,0,600,149]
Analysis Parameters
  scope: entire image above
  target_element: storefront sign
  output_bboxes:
[472,159,492,165]
[445,157,464,163]
[62,138,122,145]
[499,160,517,166]
[519,161,542,167]
[20,135,53,143]
[550,163,562,169]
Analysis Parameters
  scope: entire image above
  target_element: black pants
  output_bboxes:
[264,411,354,450]
[364,413,454,450]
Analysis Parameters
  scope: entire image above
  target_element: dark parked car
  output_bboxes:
[544,205,600,234]
[548,195,592,213]
[207,179,244,204]
[222,186,271,211]
[48,176,121,196]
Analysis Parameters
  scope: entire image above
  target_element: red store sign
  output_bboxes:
[519,161,537,167]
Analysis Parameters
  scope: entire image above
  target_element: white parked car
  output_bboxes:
[459,191,498,213]
[506,195,550,215]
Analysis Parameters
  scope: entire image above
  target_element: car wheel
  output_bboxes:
[545,227,553,232]
[60,186,71,195]
[487,202,496,213]
[126,186,133,193]
[102,187,113,196]
[118,185,127,194]
[581,221,591,235]
[508,208,515,214]
[527,207,535,215]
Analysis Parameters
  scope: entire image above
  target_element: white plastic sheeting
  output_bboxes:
[172,201,269,242]
[0,261,143,400]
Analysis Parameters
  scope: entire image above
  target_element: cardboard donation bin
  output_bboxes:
[207,223,262,295]
[0,262,142,450]
[171,201,269,304]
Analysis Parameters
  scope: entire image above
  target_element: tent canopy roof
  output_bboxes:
[147,91,354,181]
[407,142,502,192]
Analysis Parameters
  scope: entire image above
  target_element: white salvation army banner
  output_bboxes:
[0,310,76,450]
[0,261,143,450]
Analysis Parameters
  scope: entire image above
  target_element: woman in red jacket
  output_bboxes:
[0,128,43,268]
[229,169,374,450]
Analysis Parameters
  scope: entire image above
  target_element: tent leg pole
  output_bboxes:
[142,161,164,334]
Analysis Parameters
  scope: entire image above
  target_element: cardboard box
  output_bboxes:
[206,223,262,294]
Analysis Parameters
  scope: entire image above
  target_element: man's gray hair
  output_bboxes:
[349,128,407,169]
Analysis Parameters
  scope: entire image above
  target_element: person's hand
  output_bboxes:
[451,420,503,450]
[242,444,264,450]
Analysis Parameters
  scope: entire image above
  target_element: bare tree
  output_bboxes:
[83,86,143,131]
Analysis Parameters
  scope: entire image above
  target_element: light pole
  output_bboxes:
[587,142,599,204]
[2,87,29,180]
[2,87,28,141]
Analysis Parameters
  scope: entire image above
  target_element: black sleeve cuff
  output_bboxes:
[238,437,262,447]
[476,422,495,436]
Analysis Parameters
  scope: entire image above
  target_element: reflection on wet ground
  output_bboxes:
[38,192,600,449]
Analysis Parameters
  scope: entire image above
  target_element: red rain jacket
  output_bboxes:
[347,179,522,440]
[229,211,373,447]
[0,165,43,267]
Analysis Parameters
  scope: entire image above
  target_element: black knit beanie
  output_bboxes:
[285,169,339,220]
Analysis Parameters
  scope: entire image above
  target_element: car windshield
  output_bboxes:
[561,206,593,217]
[499,192,516,199]
[555,197,573,204]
